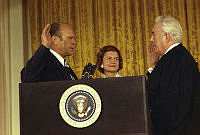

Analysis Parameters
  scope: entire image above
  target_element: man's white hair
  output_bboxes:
[155,16,183,43]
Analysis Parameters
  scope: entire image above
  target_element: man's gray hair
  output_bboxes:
[155,16,183,43]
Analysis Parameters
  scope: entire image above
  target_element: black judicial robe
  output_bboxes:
[21,45,78,83]
[146,44,200,135]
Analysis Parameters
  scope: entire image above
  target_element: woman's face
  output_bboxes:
[102,51,119,73]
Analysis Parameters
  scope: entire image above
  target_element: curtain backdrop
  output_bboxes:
[28,0,200,78]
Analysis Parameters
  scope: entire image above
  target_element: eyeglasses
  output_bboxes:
[103,56,119,62]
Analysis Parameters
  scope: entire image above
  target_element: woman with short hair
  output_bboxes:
[96,45,123,78]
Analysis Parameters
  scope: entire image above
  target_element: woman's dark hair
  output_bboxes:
[96,45,123,74]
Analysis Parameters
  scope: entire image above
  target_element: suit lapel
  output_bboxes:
[48,53,78,80]
[63,66,78,80]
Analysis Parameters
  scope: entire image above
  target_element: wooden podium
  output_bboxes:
[19,76,151,135]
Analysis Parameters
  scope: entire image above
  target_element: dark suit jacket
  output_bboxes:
[21,45,78,82]
[146,44,200,135]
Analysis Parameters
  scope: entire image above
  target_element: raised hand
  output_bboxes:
[41,24,52,48]
[148,42,160,68]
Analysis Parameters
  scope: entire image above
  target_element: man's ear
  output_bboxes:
[51,35,59,45]
[165,32,171,42]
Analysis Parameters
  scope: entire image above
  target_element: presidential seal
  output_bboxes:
[59,84,101,128]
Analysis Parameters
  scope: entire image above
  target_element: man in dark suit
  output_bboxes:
[147,16,199,135]
[21,23,78,82]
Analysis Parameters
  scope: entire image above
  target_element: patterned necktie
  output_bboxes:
[64,59,75,80]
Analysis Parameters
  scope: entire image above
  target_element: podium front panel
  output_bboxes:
[19,76,149,135]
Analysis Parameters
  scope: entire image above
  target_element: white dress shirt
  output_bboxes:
[50,49,65,66]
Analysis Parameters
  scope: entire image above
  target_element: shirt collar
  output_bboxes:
[50,49,65,66]
[103,72,121,78]
[165,43,180,54]
[115,72,121,77]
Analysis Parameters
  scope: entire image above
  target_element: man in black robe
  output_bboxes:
[21,23,78,82]
[146,16,199,135]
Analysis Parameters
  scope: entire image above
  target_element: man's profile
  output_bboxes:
[21,23,78,82]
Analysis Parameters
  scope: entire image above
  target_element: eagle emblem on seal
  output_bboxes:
[71,95,91,118]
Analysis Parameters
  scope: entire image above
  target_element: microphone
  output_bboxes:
[81,63,96,79]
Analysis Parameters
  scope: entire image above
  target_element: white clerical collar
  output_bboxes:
[50,49,65,66]
[165,43,180,54]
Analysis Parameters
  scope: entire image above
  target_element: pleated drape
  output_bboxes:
[28,0,200,78]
